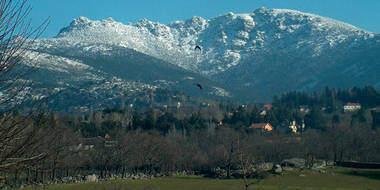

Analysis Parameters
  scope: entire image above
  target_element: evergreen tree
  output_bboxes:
[371,110,380,130]
[156,112,176,135]
[264,110,279,128]
[143,110,155,130]
[249,106,262,123]
[304,106,327,131]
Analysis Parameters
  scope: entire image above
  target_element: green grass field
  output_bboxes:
[22,168,380,190]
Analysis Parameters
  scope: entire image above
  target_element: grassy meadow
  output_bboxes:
[22,168,380,190]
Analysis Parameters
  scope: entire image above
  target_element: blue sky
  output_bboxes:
[29,0,380,38]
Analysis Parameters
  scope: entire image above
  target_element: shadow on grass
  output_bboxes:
[342,169,380,181]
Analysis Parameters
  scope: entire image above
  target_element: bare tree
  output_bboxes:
[0,112,49,187]
[0,0,48,185]
[237,135,262,190]
[0,0,47,105]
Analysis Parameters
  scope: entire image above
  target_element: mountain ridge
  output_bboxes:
[19,7,379,108]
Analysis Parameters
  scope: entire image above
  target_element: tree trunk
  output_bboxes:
[227,163,231,179]
[13,169,18,187]
[122,166,126,178]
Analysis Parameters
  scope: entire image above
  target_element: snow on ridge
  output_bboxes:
[51,16,184,66]
[38,8,375,75]
[23,51,92,73]
[271,9,363,31]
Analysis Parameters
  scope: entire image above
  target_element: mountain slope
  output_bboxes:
[16,45,230,111]
[35,8,374,74]
[24,7,380,104]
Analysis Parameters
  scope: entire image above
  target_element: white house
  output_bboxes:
[343,103,361,112]
[288,120,305,134]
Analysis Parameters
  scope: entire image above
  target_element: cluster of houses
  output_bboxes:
[248,120,305,134]
[73,102,364,151]
[297,103,362,113]
[225,102,363,134]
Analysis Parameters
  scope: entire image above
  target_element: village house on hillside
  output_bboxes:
[263,104,273,110]
[288,120,305,134]
[260,104,273,116]
[343,103,361,112]
[71,134,117,152]
[299,105,310,113]
[249,123,273,132]
[70,137,103,152]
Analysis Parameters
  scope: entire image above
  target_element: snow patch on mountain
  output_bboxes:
[210,87,231,97]
[23,51,91,73]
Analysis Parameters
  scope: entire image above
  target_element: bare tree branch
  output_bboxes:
[0,0,49,175]
[0,153,46,169]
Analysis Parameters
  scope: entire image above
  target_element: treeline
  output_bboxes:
[2,112,380,187]
[271,86,380,130]
[273,86,380,110]
[1,86,380,188]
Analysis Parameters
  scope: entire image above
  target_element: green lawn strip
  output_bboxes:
[259,171,380,190]
[21,168,380,190]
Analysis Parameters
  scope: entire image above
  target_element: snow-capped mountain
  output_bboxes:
[35,7,375,74]
[23,7,379,107]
